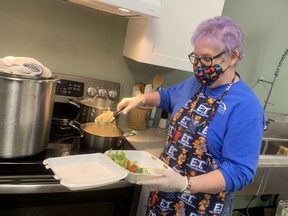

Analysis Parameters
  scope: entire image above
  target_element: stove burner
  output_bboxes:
[49,123,82,144]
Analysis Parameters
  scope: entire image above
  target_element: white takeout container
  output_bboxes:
[43,150,171,190]
[43,153,127,190]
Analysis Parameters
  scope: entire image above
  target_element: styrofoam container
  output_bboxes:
[43,153,127,190]
[43,151,171,190]
[104,150,172,183]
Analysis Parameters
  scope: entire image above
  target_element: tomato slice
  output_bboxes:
[126,160,130,168]
[128,164,138,173]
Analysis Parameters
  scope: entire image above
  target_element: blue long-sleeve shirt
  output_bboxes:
[158,75,264,192]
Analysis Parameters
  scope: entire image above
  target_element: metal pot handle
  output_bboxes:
[114,130,137,148]
[123,130,138,137]
[69,120,84,137]
[67,98,81,108]
[107,129,138,148]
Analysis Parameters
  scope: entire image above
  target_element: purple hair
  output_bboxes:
[191,16,244,61]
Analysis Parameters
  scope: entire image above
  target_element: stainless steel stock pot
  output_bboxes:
[0,72,58,158]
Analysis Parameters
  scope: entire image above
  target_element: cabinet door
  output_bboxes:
[123,0,225,72]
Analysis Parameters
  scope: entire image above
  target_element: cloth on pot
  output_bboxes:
[0,56,52,78]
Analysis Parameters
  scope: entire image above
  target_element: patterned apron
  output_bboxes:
[146,78,235,216]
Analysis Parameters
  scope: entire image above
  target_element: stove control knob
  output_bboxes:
[108,90,118,99]
[87,87,97,97]
[98,89,108,98]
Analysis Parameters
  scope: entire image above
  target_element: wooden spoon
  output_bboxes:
[152,74,164,92]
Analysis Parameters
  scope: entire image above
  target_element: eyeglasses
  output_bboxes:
[188,51,226,66]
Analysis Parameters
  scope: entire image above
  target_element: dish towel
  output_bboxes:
[0,56,52,78]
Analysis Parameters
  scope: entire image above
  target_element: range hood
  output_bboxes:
[61,0,161,18]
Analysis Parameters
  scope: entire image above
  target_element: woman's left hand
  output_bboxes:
[136,168,188,192]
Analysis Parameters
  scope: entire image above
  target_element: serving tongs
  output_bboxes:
[111,107,125,123]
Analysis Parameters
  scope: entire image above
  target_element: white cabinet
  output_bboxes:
[123,0,225,72]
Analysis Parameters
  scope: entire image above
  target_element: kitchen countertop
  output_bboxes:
[125,126,167,157]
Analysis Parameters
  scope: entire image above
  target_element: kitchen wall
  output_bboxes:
[223,0,288,115]
[0,0,189,97]
[1,0,288,117]
[0,0,133,96]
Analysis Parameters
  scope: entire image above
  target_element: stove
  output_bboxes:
[0,73,135,187]
[0,75,139,216]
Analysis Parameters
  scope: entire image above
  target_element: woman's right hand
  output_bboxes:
[117,95,146,115]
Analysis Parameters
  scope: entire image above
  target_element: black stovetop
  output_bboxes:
[0,138,135,181]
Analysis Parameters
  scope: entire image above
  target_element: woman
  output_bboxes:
[117,16,264,216]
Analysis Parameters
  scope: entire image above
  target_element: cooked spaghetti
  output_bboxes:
[92,108,121,137]
[95,108,115,126]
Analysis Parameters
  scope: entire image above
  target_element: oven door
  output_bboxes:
[0,184,141,216]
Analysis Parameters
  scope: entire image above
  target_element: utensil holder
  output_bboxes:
[127,106,152,130]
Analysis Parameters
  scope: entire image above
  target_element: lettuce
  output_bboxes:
[108,150,149,174]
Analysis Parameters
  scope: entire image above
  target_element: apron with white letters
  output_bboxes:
[146,79,235,216]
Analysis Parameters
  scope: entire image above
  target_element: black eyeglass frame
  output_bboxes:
[188,51,226,66]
